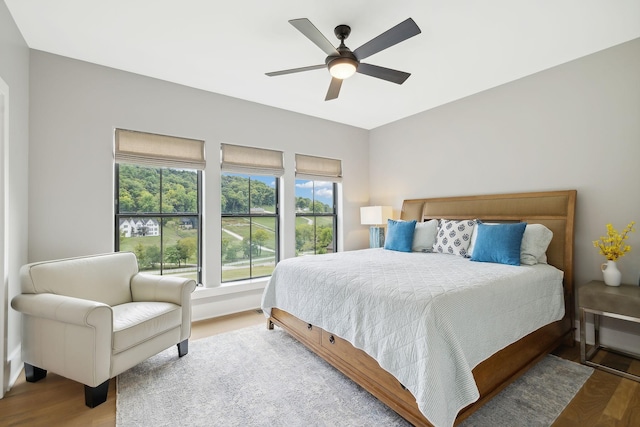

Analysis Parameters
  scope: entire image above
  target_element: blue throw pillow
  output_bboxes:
[384,219,417,252]
[470,222,527,266]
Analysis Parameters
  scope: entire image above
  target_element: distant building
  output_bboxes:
[180,218,196,229]
[119,218,160,237]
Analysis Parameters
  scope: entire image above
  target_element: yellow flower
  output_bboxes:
[593,221,636,261]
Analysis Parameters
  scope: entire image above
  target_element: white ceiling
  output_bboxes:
[5,1,640,130]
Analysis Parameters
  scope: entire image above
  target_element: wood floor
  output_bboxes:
[551,345,640,426]
[1,310,639,426]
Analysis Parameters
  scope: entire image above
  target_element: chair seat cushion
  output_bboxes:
[112,302,182,354]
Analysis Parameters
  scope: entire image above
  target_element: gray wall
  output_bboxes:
[369,38,640,349]
[28,51,371,289]
[0,0,30,394]
[370,38,640,288]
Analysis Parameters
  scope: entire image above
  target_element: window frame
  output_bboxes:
[220,173,280,283]
[114,163,203,284]
[295,180,338,256]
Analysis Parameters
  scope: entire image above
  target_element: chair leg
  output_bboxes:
[84,380,109,408]
[24,363,47,382]
[177,339,188,357]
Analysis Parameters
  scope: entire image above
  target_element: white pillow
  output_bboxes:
[467,222,553,265]
[412,219,439,252]
[433,219,476,257]
[520,224,553,265]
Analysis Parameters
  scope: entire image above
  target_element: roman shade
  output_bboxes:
[115,129,206,170]
[295,154,342,182]
[221,143,284,177]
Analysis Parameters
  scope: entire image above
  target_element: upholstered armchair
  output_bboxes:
[11,252,196,407]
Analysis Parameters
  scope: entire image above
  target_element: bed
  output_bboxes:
[261,190,576,427]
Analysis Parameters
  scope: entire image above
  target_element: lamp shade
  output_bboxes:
[360,206,393,225]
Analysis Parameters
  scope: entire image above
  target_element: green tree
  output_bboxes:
[296,197,310,211]
[296,223,313,253]
[242,238,252,258]
[161,200,175,213]
[134,243,147,268]
[119,189,136,212]
[221,174,278,213]
[138,190,158,212]
[312,201,328,213]
[253,229,268,255]
[220,194,227,212]
[226,190,246,213]
[165,245,181,267]
[317,226,333,251]
[119,164,198,213]
[177,237,197,264]
[164,184,186,212]
[225,243,240,262]
[145,245,161,269]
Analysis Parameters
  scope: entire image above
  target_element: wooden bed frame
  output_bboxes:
[268,190,577,426]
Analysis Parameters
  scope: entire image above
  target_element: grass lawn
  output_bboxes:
[221,264,275,282]
[222,217,277,250]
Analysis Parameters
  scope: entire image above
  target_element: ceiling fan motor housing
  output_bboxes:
[325,51,358,69]
[326,24,359,71]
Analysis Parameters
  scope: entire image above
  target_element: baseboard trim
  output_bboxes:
[191,287,263,321]
[575,318,640,354]
[4,343,22,395]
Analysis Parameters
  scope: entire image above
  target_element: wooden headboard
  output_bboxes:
[400,190,577,302]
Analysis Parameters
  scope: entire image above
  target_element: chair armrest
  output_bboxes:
[11,293,112,327]
[130,273,196,306]
[11,293,113,387]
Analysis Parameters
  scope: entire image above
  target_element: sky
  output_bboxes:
[251,175,333,206]
[294,180,333,206]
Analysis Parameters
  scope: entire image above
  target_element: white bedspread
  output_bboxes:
[261,249,565,427]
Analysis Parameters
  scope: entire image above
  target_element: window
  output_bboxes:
[295,180,337,255]
[221,173,278,282]
[295,154,341,256]
[114,129,204,284]
[221,144,283,282]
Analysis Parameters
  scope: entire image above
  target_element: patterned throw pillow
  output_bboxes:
[433,219,476,257]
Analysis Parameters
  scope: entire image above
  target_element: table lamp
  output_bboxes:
[360,206,393,248]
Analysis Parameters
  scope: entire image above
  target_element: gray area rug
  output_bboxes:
[460,353,592,427]
[116,325,593,427]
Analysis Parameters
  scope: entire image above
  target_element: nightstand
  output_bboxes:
[579,280,640,382]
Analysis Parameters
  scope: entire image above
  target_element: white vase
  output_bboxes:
[601,260,622,286]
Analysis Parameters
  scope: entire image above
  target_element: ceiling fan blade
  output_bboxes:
[265,64,326,77]
[357,63,411,84]
[353,18,421,61]
[289,18,339,56]
[325,77,343,101]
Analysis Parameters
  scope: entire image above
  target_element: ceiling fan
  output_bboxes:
[266,18,421,101]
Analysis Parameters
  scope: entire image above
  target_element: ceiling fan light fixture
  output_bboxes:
[328,57,358,79]
[267,17,421,100]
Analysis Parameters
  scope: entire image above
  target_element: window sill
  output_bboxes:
[192,278,269,300]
